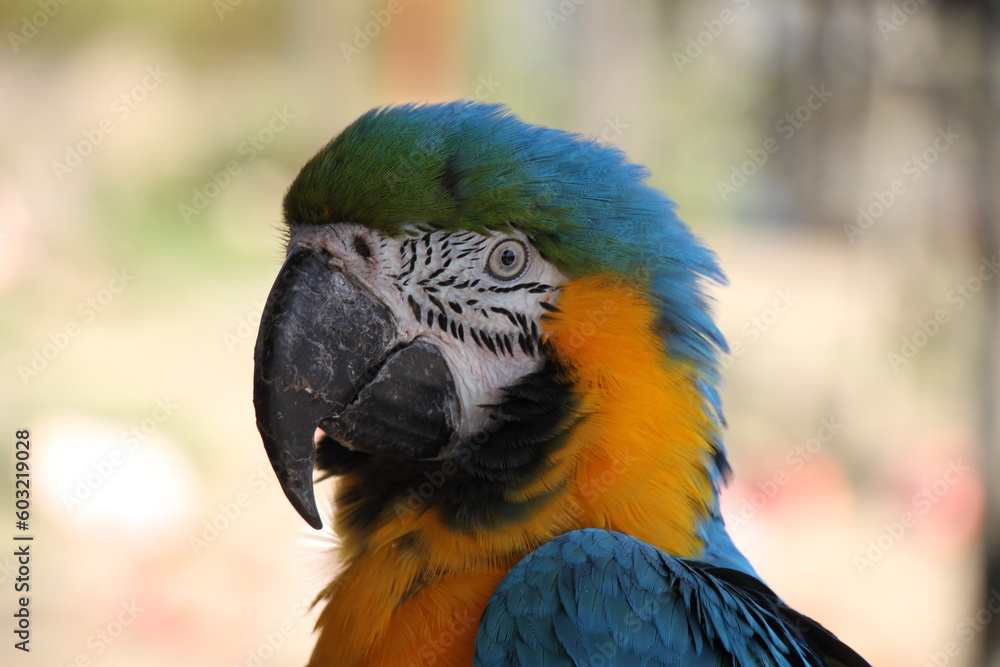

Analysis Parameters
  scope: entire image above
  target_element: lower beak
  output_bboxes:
[253,245,459,528]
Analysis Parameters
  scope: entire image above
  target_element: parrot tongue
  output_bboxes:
[253,244,459,529]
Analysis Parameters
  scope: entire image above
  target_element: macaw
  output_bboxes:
[253,101,870,666]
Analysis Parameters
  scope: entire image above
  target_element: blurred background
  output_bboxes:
[1,0,997,665]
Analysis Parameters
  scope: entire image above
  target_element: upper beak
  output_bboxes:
[253,244,460,528]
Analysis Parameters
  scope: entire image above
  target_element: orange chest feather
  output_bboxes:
[311,276,718,666]
[544,276,717,556]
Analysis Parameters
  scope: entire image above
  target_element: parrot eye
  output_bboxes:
[486,239,529,281]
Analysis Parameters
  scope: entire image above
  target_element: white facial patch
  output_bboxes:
[287,223,567,439]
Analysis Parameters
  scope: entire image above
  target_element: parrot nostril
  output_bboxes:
[353,235,372,259]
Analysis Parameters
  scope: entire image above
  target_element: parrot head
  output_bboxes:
[248,101,873,667]
[254,100,727,560]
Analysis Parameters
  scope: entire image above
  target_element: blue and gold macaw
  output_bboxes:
[253,101,869,666]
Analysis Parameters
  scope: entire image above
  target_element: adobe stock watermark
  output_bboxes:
[178,107,295,224]
[60,399,179,513]
[392,449,486,517]
[716,85,833,201]
[672,0,752,73]
[188,467,273,555]
[469,74,502,102]
[7,0,71,53]
[596,116,628,145]
[558,297,621,353]
[853,459,970,575]
[526,447,643,541]
[878,0,931,40]
[887,255,998,373]
[51,66,169,182]
[727,416,843,532]
[721,288,799,368]
[56,599,144,667]
[533,449,642,538]
[410,607,478,666]
[234,596,312,667]
[545,0,589,30]
[213,0,245,21]
[17,268,134,386]
[224,298,265,353]
[340,0,414,63]
[0,556,15,585]
[380,73,500,190]
[923,589,1000,667]
[393,433,638,522]
[844,126,960,243]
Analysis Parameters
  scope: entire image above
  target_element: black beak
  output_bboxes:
[253,244,460,528]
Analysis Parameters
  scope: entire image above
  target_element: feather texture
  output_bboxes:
[475,529,870,666]
[269,102,870,667]
[284,101,727,410]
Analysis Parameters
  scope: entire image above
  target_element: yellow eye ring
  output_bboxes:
[486,239,529,281]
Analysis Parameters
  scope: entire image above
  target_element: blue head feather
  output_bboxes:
[285,101,729,419]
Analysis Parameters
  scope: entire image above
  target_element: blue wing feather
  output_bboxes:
[474,529,870,667]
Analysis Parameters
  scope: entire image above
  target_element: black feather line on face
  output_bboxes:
[407,294,421,320]
[500,334,514,356]
[517,333,536,357]
[319,350,579,536]
[490,306,519,327]
[427,294,447,314]
[400,241,418,278]
[481,333,498,355]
